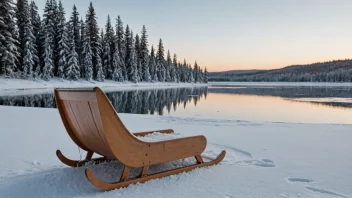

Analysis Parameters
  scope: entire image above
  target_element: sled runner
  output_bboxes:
[54,87,226,191]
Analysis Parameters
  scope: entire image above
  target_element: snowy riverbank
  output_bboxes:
[0,78,207,96]
[0,106,351,198]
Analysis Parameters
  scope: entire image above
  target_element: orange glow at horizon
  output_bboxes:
[203,55,352,72]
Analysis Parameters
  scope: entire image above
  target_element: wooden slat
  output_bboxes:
[57,91,97,102]
[63,100,92,150]
[69,101,110,156]
[89,102,115,158]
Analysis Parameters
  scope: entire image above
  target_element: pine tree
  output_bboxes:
[42,35,54,80]
[22,4,36,79]
[29,1,42,75]
[96,55,104,81]
[101,29,108,77]
[128,31,138,83]
[85,2,100,79]
[204,67,208,83]
[188,64,194,83]
[51,0,61,75]
[116,16,124,61]
[42,0,56,74]
[135,34,142,79]
[149,46,157,82]
[79,18,85,76]
[1,0,18,77]
[166,50,172,82]
[193,61,199,82]
[57,0,68,78]
[83,34,93,81]
[65,37,80,80]
[112,44,123,81]
[69,5,80,61]
[140,25,150,81]
[172,53,178,82]
[156,39,165,82]
[124,25,132,80]
[15,0,29,71]
[104,15,115,79]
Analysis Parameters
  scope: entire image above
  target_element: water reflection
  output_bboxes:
[1,85,352,124]
[0,87,208,115]
[209,85,352,108]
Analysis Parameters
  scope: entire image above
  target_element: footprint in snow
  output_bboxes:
[209,143,276,168]
[306,186,348,198]
[286,177,314,183]
[221,194,234,198]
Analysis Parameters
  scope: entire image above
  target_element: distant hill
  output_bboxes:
[209,59,352,82]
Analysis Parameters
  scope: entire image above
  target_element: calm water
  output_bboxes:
[1,85,352,124]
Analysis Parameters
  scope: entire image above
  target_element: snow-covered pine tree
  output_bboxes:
[128,31,138,83]
[166,50,172,82]
[85,2,100,79]
[22,4,37,79]
[79,18,85,77]
[42,0,56,73]
[51,0,61,76]
[101,28,108,77]
[124,25,132,80]
[42,35,54,80]
[16,0,29,72]
[179,62,184,82]
[193,61,199,82]
[112,44,123,81]
[65,37,80,80]
[188,64,194,83]
[172,53,178,82]
[182,59,187,82]
[83,32,93,81]
[57,0,68,79]
[199,67,204,83]
[96,54,105,81]
[0,0,19,77]
[69,5,80,59]
[29,1,42,76]
[134,34,143,80]
[116,16,124,62]
[156,39,165,82]
[149,45,158,82]
[140,25,150,82]
[104,15,115,79]
[204,67,208,83]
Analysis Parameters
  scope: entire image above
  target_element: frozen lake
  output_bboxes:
[1,84,352,124]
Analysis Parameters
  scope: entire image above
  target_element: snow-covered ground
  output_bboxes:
[0,106,351,198]
[210,82,352,87]
[0,78,207,96]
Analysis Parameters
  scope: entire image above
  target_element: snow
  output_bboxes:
[290,97,352,104]
[0,78,207,96]
[0,105,351,198]
[210,82,352,87]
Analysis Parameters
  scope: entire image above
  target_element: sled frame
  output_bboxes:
[54,87,225,191]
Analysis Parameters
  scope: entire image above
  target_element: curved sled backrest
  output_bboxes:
[55,88,116,158]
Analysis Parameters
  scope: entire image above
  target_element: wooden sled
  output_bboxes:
[54,87,226,191]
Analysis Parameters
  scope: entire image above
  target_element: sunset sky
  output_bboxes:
[36,0,352,72]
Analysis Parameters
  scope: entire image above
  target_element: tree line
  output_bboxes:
[209,60,352,82]
[0,0,209,83]
[0,87,208,115]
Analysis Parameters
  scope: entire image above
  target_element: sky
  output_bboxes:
[35,0,352,72]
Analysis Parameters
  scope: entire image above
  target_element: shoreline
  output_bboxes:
[0,78,208,96]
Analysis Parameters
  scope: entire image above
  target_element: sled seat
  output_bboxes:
[54,87,225,191]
